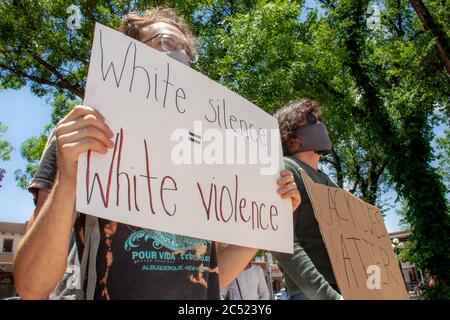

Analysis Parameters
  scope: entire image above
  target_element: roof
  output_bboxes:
[0,222,27,235]
[389,230,411,240]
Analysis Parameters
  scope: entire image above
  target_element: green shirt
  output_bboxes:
[272,156,341,300]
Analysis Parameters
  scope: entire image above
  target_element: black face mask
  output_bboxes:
[294,121,332,155]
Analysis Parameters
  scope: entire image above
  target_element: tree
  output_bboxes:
[410,0,450,75]
[0,122,13,188]
[320,0,449,298]
[190,0,449,298]
[434,128,450,190]
[0,0,196,97]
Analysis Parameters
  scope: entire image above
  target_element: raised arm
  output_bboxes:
[14,105,114,299]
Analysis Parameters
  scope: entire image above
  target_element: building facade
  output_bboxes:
[0,221,27,298]
[389,230,422,292]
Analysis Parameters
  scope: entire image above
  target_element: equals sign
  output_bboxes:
[189,131,201,144]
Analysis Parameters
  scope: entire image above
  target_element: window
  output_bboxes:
[2,238,13,253]
[409,270,417,282]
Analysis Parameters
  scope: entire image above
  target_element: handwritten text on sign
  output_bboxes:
[76,23,293,253]
[299,170,408,299]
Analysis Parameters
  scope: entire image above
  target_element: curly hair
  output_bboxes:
[273,98,323,156]
[119,7,198,57]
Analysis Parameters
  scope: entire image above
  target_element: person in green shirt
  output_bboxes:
[272,98,344,300]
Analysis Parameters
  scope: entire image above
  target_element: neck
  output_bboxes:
[293,151,320,170]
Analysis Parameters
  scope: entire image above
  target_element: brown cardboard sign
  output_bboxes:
[299,169,408,300]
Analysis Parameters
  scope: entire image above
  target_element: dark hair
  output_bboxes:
[119,7,198,57]
[273,98,322,155]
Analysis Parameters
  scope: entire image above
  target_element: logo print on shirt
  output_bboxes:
[125,229,210,253]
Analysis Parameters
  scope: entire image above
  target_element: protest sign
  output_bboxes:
[76,23,293,253]
[299,170,408,299]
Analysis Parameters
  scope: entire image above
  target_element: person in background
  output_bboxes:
[224,260,270,300]
[272,98,344,300]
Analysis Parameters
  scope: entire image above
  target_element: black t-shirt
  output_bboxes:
[29,134,220,300]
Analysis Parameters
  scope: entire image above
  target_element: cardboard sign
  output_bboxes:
[299,170,408,299]
[76,23,293,253]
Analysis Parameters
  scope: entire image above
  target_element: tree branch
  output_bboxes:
[367,158,388,204]
[0,62,71,94]
[31,53,84,98]
[317,0,337,10]
[331,147,344,187]
[349,178,358,194]
[410,0,450,76]
[354,161,367,198]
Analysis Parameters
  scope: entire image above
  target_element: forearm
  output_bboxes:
[14,178,76,299]
[217,245,257,289]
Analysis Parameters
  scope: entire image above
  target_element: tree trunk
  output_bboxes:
[331,148,344,188]
[410,0,450,76]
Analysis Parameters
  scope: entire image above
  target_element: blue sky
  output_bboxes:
[0,86,413,232]
[0,88,51,223]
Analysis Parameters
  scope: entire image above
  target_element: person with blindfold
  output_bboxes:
[272,98,344,300]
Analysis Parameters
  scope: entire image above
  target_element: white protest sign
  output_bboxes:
[76,23,293,253]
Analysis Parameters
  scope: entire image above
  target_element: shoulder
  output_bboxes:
[252,265,264,274]
[283,157,306,187]
[27,130,59,202]
[283,157,301,177]
[318,171,339,188]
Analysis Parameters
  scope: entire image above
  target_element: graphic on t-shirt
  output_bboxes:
[123,228,217,287]
[125,229,208,254]
[97,222,219,299]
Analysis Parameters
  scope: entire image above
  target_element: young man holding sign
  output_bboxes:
[273,99,343,300]
[14,8,300,300]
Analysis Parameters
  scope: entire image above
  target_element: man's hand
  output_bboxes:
[55,105,114,181]
[277,170,301,211]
